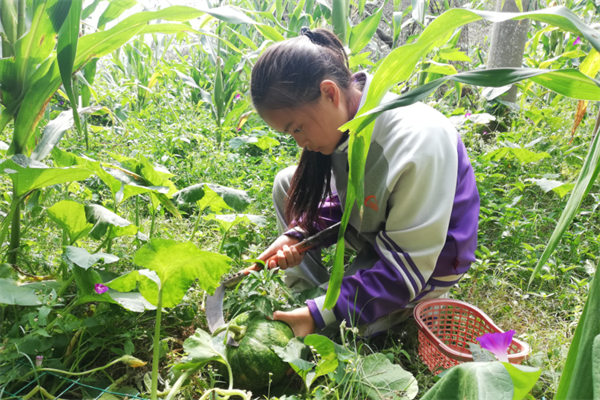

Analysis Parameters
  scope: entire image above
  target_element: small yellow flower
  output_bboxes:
[121,355,148,368]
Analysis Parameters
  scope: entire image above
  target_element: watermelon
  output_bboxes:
[214,311,294,391]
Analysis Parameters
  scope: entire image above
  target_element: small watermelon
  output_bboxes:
[214,311,294,391]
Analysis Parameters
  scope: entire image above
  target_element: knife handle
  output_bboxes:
[239,238,314,276]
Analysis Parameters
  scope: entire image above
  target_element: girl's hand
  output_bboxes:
[257,234,304,270]
[273,307,316,337]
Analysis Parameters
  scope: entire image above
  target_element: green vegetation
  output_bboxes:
[1,0,600,398]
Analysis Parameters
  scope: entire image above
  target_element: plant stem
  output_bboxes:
[150,208,156,238]
[16,0,25,38]
[164,367,200,400]
[8,200,20,264]
[151,286,163,400]
[218,229,230,254]
[57,274,76,298]
[189,208,202,242]
[135,196,140,227]
[37,356,124,376]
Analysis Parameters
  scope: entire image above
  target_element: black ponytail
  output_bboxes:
[251,28,354,235]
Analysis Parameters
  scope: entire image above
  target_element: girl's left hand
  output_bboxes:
[273,307,316,337]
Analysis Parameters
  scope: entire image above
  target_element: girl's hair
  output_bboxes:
[251,28,354,235]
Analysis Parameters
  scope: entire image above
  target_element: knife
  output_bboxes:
[205,222,341,338]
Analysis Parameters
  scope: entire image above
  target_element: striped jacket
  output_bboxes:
[302,72,480,330]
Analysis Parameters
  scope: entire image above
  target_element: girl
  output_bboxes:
[252,28,479,338]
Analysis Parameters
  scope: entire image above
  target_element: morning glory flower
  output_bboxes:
[235,94,241,100]
[36,356,43,367]
[465,112,472,117]
[94,284,108,294]
[476,330,515,362]
[573,36,582,45]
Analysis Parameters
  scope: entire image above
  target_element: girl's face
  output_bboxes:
[261,80,357,155]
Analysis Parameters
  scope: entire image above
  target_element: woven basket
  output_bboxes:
[413,299,530,375]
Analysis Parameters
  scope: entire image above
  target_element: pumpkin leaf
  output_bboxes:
[173,183,250,212]
[304,334,338,382]
[115,239,232,307]
[0,155,93,197]
[273,337,314,372]
[173,328,227,371]
[501,363,542,400]
[31,106,103,162]
[85,204,137,240]
[65,246,119,270]
[47,200,93,244]
[422,362,514,400]
[483,147,550,164]
[357,353,418,400]
[205,214,266,232]
[0,279,42,306]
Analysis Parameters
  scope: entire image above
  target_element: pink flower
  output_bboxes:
[234,94,241,100]
[36,356,43,367]
[573,36,582,45]
[477,330,515,362]
[95,284,108,294]
[465,112,472,117]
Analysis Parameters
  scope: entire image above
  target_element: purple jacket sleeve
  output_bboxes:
[306,232,414,329]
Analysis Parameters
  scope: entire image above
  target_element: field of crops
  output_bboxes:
[1,0,600,399]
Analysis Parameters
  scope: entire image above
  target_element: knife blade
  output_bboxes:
[205,222,341,336]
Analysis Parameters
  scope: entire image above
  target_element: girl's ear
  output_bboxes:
[320,80,341,107]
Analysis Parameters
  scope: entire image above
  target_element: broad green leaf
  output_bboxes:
[98,0,138,30]
[0,278,41,306]
[173,183,251,212]
[47,200,93,244]
[349,4,385,55]
[304,334,338,380]
[526,178,574,198]
[57,0,83,141]
[131,239,232,306]
[205,214,266,232]
[438,47,472,62]
[65,246,119,270]
[0,155,93,197]
[501,363,542,400]
[553,184,575,198]
[31,106,103,161]
[108,291,156,312]
[422,362,513,400]
[273,337,314,372]
[85,204,136,240]
[198,186,233,214]
[484,148,550,164]
[173,328,227,371]
[358,353,418,400]
[253,136,280,151]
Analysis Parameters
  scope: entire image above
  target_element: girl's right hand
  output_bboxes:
[257,234,304,270]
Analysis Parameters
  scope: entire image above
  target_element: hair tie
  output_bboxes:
[300,26,316,43]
